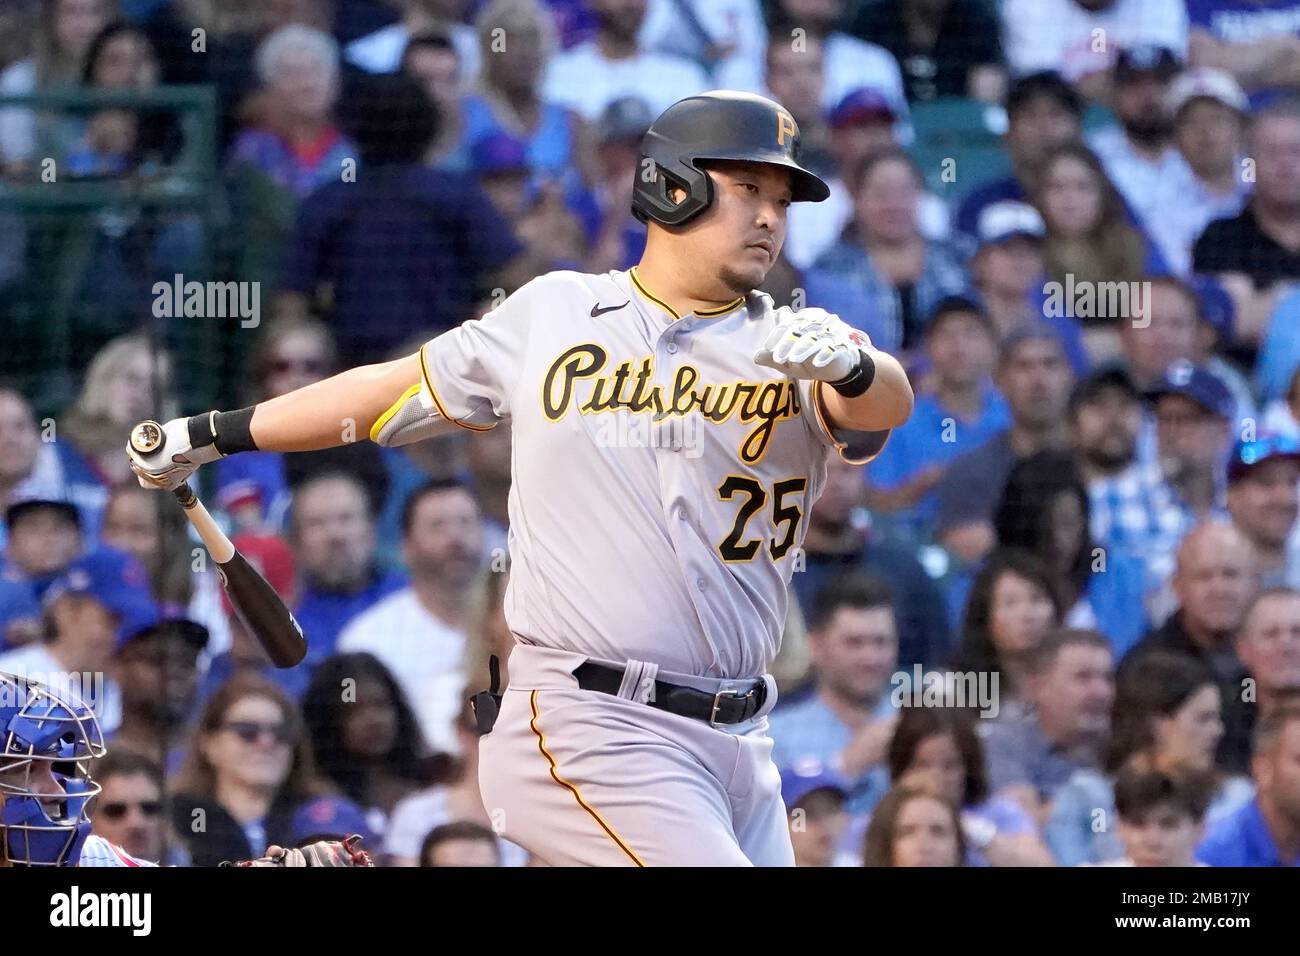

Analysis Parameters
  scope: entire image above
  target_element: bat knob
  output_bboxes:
[130,420,165,456]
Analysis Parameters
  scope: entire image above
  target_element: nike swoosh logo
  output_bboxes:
[590,301,629,317]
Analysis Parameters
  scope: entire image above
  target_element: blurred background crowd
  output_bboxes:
[2,0,1300,868]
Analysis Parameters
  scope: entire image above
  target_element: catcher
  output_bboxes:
[0,671,371,867]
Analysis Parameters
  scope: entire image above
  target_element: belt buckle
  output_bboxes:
[709,684,754,728]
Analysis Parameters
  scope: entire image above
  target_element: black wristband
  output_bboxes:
[209,407,258,455]
[830,350,876,398]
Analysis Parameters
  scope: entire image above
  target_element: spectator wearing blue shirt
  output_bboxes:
[279,71,527,364]
[994,450,1149,657]
[0,497,85,650]
[1070,366,1188,605]
[956,72,1083,240]
[459,0,589,184]
[586,96,653,274]
[887,705,1054,866]
[769,574,900,815]
[865,297,1010,540]
[935,329,1075,570]
[979,628,1115,819]
[289,473,406,667]
[805,149,969,355]
[1198,703,1300,866]
[793,454,950,670]
[969,201,1090,375]
[1254,285,1300,406]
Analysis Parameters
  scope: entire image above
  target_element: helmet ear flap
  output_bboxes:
[633,155,713,227]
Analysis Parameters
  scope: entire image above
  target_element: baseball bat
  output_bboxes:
[129,421,308,669]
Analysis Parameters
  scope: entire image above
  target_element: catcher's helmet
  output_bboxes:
[632,90,830,227]
[0,672,105,866]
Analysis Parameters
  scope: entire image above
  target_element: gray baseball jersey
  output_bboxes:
[407,267,887,679]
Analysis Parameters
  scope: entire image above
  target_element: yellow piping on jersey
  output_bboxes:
[529,690,646,867]
[629,267,744,321]
[418,342,495,432]
[368,383,422,442]
[812,379,885,466]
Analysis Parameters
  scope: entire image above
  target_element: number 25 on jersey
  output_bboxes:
[716,475,807,563]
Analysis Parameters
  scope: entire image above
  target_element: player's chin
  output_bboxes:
[720,259,768,295]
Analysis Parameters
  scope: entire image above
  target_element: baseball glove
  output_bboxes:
[225,834,374,867]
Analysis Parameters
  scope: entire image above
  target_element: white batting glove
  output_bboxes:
[754,309,873,384]
[125,414,224,491]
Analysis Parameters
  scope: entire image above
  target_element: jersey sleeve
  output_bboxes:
[799,378,891,466]
[416,280,538,430]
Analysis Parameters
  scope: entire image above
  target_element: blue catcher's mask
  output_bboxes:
[0,673,105,866]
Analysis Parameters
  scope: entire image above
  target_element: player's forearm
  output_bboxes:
[822,349,913,431]
[248,353,423,452]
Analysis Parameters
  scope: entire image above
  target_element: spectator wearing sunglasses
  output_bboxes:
[90,749,178,866]
[171,673,334,867]
[215,317,389,535]
[1227,435,1300,590]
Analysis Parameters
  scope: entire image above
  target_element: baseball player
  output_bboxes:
[0,670,370,867]
[126,90,913,866]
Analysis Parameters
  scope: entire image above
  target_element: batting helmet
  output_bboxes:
[632,90,830,227]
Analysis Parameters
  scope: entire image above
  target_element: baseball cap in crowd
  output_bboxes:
[1167,67,1248,118]
[118,616,210,654]
[4,496,81,532]
[43,548,159,642]
[780,759,848,811]
[470,132,530,176]
[1145,360,1234,420]
[1006,71,1084,121]
[828,87,897,129]
[1068,364,1142,415]
[598,95,654,145]
[291,796,377,846]
[976,200,1046,248]
[1228,433,1300,484]
[1114,44,1181,83]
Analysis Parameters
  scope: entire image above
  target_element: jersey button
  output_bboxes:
[681,319,695,331]
[696,577,708,591]
[666,341,679,354]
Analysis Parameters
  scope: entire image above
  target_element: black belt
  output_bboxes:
[573,661,767,726]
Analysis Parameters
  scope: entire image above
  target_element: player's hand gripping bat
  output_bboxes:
[128,420,308,669]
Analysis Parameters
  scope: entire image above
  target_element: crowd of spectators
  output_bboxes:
[3,0,1300,867]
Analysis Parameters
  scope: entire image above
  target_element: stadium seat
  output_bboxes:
[906,96,1012,205]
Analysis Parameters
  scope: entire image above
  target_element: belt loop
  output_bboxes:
[617,659,659,703]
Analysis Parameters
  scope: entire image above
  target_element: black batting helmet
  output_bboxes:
[631,90,830,227]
